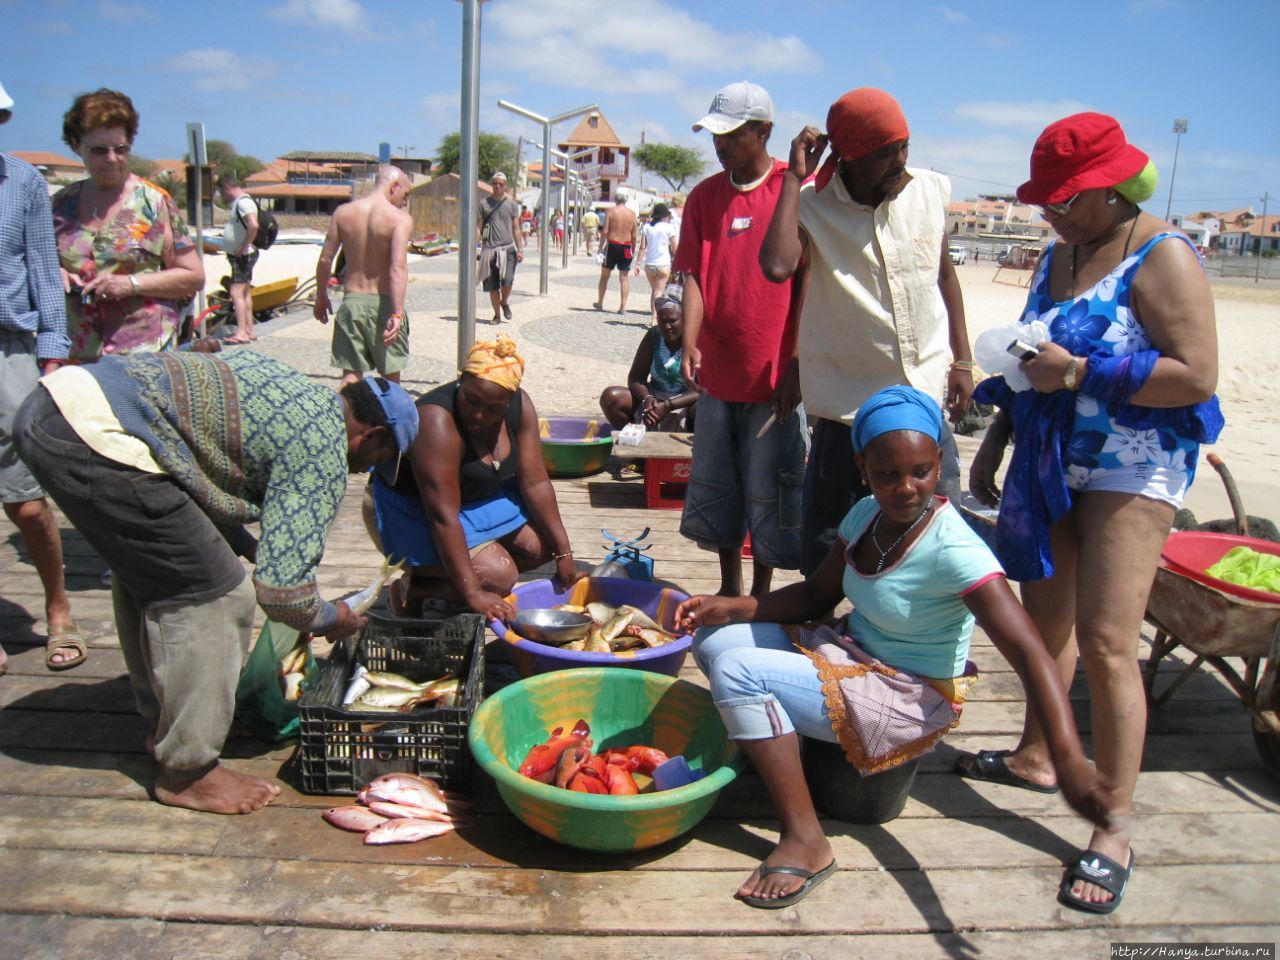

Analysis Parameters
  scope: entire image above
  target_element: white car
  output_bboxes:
[948,244,968,265]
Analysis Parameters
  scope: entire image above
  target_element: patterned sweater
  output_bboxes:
[84,350,347,632]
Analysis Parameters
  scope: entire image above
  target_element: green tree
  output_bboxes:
[632,143,706,192]
[191,139,263,184]
[154,171,187,206]
[127,154,156,178]
[434,132,518,182]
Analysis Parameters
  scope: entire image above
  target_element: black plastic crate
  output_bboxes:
[298,612,485,796]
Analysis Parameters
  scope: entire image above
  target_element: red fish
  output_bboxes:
[366,799,456,823]
[603,746,670,775]
[553,744,594,789]
[322,806,389,832]
[518,719,591,779]
[603,764,639,796]
[569,770,609,794]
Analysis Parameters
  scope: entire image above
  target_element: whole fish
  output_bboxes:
[366,773,450,814]
[600,609,636,643]
[584,624,611,653]
[363,818,455,845]
[281,671,306,701]
[554,744,593,790]
[342,664,371,706]
[367,799,455,823]
[342,556,406,617]
[616,605,662,631]
[364,670,435,692]
[354,687,424,708]
[322,806,389,832]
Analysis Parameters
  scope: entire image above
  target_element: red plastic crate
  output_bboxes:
[644,457,691,509]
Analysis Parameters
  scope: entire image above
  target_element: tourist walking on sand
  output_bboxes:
[759,87,974,575]
[0,80,82,674]
[580,206,600,256]
[633,203,678,319]
[216,172,260,344]
[594,193,638,313]
[313,165,413,386]
[955,113,1223,915]
[673,80,806,598]
[14,350,417,814]
[477,171,523,324]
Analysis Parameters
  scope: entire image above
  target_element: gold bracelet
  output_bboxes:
[950,359,975,370]
[552,550,574,561]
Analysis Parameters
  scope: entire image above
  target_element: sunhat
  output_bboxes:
[1017,113,1149,206]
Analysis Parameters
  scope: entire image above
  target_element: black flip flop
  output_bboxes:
[954,749,1060,794]
[736,859,837,910]
[1058,849,1134,915]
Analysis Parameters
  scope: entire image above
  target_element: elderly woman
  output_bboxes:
[52,88,203,361]
[675,386,1118,910]
[955,113,1222,915]
[599,291,698,432]
[370,336,584,620]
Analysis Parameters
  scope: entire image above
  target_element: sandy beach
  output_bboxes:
[224,238,1280,530]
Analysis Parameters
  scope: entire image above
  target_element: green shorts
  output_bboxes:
[330,293,410,376]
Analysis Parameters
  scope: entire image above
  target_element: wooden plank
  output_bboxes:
[9,914,1279,960]
[3,848,1277,932]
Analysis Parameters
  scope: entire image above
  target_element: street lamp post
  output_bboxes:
[453,0,487,370]
[1164,118,1188,222]
[497,100,597,294]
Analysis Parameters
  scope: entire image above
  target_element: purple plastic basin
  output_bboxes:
[490,577,692,677]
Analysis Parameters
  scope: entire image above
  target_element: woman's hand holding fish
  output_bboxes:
[467,587,514,622]
[673,594,755,634]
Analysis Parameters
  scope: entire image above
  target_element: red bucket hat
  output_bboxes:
[1017,112,1149,206]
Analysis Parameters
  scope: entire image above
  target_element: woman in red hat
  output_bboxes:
[956,112,1223,915]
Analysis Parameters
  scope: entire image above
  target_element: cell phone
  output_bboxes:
[1007,339,1038,362]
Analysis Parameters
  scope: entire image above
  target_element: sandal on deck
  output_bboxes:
[736,859,837,910]
[954,749,1059,794]
[45,623,87,671]
[1058,849,1134,915]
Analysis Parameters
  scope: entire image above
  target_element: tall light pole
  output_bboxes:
[497,100,597,294]
[453,0,488,370]
[1164,118,1187,222]
[396,144,415,160]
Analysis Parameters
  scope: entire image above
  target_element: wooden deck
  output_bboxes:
[3,457,1279,958]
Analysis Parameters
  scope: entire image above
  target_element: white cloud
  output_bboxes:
[98,1,150,21]
[911,131,1033,198]
[935,4,967,22]
[487,0,822,93]
[163,49,273,93]
[954,99,1095,132]
[268,0,369,36]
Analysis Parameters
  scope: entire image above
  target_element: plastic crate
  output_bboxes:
[644,456,691,509]
[297,613,485,796]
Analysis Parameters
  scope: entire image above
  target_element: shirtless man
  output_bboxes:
[314,165,413,386]
[594,193,638,314]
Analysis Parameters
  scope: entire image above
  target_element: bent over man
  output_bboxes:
[14,350,417,814]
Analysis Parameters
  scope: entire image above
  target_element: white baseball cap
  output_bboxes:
[491,170,507,183]
[692,81,773,135]
[0,82,13,112]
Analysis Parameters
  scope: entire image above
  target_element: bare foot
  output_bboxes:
[1063,830,1131,909]
[736,833,834,903]
[155,763,281,815]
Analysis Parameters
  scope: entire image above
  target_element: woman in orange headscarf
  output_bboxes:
[368,335,585,619]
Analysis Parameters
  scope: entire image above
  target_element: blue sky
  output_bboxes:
[3,0,1277,216]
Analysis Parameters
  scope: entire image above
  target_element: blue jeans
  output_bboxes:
[692,621,836,743]
[679,394,807,570]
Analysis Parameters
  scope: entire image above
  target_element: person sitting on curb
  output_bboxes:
[599,291,698,433]
[674,386,1119,910]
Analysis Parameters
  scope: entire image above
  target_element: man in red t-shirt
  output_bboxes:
[673,81,806,597]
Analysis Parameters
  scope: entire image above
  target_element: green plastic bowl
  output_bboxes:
[468,667,743,852]
[539,416,614,477]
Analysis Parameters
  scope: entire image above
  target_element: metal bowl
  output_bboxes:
[511,609,592,645]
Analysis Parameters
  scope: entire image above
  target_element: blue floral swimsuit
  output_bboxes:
[1019,232,1203,506]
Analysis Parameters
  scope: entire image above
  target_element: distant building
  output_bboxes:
[1218,214,1280,256]
[947,194,1053,241]
[557,110,629,204]
[9,151,85,180]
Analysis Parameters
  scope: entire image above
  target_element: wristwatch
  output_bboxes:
[1062,356,1079,391]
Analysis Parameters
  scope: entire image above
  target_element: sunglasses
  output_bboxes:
[1038,192,1081,217]
[87,143,131,158]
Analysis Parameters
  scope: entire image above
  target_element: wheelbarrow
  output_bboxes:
[1142,454,1280,779]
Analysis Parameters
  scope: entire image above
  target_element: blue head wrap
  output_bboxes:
[851,386,944,453]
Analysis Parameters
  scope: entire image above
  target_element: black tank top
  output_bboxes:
[392,379,522,503]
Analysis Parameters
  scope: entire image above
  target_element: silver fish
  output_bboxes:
[600,609,636,643]
[585,602,615,625]
[354,687,423,708]
[342,556,406,617]
[616,605,662,631]
[364,670,432,692]
[363,818,455,845]
[342,664,371,706]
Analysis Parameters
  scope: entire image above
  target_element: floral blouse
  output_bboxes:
[52,177,194,362]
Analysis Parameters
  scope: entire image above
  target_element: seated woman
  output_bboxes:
[369,336,585,620]
[599,292,698,432]
[674,386,1119,910]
